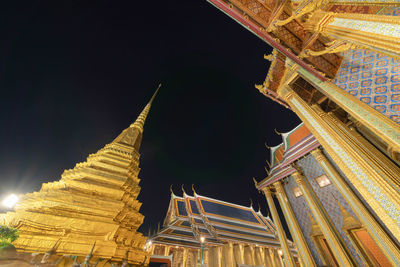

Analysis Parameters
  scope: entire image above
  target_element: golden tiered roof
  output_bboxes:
[0,85,160,266]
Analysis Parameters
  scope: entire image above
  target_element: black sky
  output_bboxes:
[0,1,300,235]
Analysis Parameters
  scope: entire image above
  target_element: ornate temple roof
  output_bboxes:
[150,189,295,250]
[256,49,290,109]
[257,123,319,189]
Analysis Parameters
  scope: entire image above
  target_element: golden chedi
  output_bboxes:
[0,85,160,266]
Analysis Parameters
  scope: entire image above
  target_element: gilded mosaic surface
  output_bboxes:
[284,155,365,266]
[333,49,400,124]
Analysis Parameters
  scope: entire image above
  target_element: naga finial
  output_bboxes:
[249,198,254,208]
[170,185,174,196]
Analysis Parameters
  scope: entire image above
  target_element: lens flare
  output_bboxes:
[2,194,19,208]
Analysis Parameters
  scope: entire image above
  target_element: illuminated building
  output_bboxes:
[0,86,161,266]
[147,188,299,266]
[208,0,400,265]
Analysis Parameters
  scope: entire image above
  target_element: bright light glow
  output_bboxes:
[2,194,19,208]
[200,236,205,243]
[148,241,152,246]
[278,249,283,256]
[316,175,331,188]
[293,187,303,198]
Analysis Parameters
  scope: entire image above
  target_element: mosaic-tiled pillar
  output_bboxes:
[297,65,400,155]
[277,83,400,246]
[262,187,296,267]
[273,181,317,267]
[311,148,400,266]
[306,11,400,59]
[292,171,357,266]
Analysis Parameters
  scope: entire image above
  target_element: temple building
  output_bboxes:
[147,189,299,266]
[0,86,161,266]
[208,0,400,266]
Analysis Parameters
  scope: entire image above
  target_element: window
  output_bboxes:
[315,175,331,187]
[293,187,303,198]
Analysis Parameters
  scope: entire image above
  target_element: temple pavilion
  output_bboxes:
[147,189,299,266]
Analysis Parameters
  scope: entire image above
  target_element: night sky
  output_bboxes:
[0,1,300,236]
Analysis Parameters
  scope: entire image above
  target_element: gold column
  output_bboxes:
[273,181,317,266]
[297,66,400,156]
[311,148,400,266]
[164,245,170,256]
[207,246,214,267]
[213,246,221,267]
[223,242,234,267]
[273,249,283,267]
[264,247,274,267]
[182,248,188,267]
[292,171,356,266]
[243,245,254,266]
[262,186,296,267]
[233,243,243,265]
[254,246,263,266]
[277,83,400,244]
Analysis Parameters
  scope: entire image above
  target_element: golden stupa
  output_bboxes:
[0,85,161,266]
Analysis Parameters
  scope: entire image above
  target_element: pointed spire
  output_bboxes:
[112,84,160,147]
[130,83,161,133]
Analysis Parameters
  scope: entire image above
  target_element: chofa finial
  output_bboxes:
[191,184,197,195]
[181,184,186,195]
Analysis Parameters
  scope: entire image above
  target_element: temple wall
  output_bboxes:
[284,174,324,266]
[284,154,365,266]
[323,150,400,248]
[333,47,400,124]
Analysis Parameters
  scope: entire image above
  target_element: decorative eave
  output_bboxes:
[257,135,320,189]
[207,0,328,82]
[153,191,286,248]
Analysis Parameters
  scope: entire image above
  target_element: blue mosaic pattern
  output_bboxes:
[189,200,200,214]
[297,155,365,266]
[284,154,366,266]
[323,150,400,248]
[284,175,324,266]
[378,6,400,16]
[333,49,400,124]
[200,199,259,223]
[177,200,188,216]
